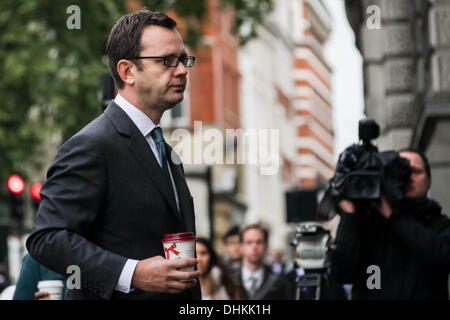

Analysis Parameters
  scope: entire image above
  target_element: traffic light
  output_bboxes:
[30,183,42,212]
[7,174,25,221]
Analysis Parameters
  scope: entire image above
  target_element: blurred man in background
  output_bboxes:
[234,224,293,300]
[221,225,242,277]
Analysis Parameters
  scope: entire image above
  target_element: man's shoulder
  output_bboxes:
[430,210,450,231]
[258,265,293,299]
[422,199,450,232]
[67,102,135,145]
[263,265,284,284]
[76,113,113,139]
[424,198,447,218]
[63,113,115,147]
[50,113,119,165]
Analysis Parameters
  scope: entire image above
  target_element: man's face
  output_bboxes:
[399,151,431,198]
[240,228,267,267]
[224,234,241,260]
[133,25,187,111]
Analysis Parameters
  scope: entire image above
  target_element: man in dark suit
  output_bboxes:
[26,10,200,300]
[233,224,293,300]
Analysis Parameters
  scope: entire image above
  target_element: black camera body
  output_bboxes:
[331,119,411,203]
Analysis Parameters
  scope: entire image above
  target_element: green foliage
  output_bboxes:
[0,0,126,181]
[0,0,273,182]
[219,0,274,45]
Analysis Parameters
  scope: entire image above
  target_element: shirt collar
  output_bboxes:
[114,93,160,137]
[242,265,264,283]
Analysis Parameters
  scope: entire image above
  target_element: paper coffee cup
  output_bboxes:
[162,232,196,271]
[37,280,64,300]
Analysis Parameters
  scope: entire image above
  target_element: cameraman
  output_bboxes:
[330,149,450,299]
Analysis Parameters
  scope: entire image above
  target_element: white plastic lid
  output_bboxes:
[37,280,64,289]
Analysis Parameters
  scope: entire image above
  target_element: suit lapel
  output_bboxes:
[253,267,276,300]
[104,102,181,220]
[128,132,181,220]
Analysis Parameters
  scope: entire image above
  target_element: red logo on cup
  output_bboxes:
[164,242,180,259]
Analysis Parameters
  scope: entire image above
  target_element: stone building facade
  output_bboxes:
[345,0,450,215]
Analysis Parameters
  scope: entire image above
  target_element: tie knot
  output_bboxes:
[151,127,164,144]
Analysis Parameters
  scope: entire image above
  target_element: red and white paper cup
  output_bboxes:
[161,232,196,271]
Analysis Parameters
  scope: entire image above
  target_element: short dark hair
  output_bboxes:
[106,10,177,89]
[222,225,240,243]
[240,224,269,243]
[399,149,431,179]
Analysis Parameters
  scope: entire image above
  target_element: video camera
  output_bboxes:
[329,119,411,211]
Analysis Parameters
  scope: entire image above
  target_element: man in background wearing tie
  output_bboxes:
[235,224,293,300]
[26,10,200,300]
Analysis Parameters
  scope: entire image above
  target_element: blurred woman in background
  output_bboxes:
[196,237,244,300]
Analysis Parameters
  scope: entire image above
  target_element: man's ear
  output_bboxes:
[117,59,136,86]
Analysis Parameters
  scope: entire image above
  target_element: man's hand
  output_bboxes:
[376,195,392,219]
[34,291,50,300]
[339,200,355,214]
[331,144,361,189]
[131,256,199,294]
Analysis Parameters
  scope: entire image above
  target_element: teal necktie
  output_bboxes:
[151,127,179,213]
[150,127,168,170]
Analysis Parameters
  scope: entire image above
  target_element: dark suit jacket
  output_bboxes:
[233,265,293,300]
[26,101,201,300]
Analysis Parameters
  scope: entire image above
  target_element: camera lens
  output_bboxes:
[353,176,377,197]
[346,171,380,199]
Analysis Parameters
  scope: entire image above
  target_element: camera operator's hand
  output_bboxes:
[338,200,355,214]
[375,195,392,219]
[331,144,361,189]
[331,145,362,215]
[382,154,411,207]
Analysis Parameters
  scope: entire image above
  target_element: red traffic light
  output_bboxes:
[7,175,25,194]
[31,183,42,200]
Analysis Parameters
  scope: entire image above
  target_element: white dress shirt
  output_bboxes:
[113,93,180,293]
[241,266,265,294]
